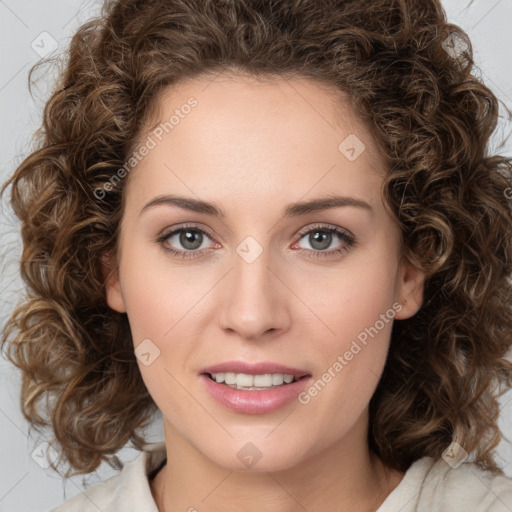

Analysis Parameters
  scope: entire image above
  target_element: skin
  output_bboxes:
[104,72,425,512]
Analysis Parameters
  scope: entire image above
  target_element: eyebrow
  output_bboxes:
[139,194,373,219]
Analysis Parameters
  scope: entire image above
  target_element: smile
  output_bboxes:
[208,372,302,390]
[200,372,312,414]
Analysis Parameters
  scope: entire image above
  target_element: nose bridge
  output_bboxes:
[218,236,289,339]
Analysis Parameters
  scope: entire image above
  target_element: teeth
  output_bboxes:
[254,374,272,386]
[224,372,236,385]
[272,374,284,385]
[210,372,299,389]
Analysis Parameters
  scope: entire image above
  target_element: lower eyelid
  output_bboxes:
[296,228,355,246]
[160,228,216,250]
[158,225,355,256]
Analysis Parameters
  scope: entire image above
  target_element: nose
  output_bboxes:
[217,246,291,341]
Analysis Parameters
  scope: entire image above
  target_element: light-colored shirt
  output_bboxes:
[48,441,512,511]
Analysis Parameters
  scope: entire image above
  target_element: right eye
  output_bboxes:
[156,224,219,259]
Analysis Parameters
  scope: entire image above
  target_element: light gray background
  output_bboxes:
[1,1,511,510]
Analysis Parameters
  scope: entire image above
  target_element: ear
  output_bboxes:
[101,250,127,313]
[393,253,425,320]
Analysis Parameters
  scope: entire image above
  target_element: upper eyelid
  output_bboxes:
[297,223,354,238]
[161,223,216,241]
[160,222,354,246]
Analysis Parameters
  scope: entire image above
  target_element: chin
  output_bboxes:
[199,437,310,473]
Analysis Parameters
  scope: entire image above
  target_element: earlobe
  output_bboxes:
[394,254,425,320]
[101,251,127,313]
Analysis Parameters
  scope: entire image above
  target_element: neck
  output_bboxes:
[151,413,403,512]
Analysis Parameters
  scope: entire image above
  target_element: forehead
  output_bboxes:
[125,73,387,216]
[138,72,380,156]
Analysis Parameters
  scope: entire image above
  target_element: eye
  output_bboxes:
[293,224,356,260]
[156,224,218,259]
[156,223,356,260]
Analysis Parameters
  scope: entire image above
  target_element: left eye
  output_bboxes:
[294,226,355,254]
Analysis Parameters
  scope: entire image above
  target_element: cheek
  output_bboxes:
[118,248,204,420]
[338,269,397,343]
[302,247,398,347]
[298,243,399,396]
[118,245,211,400]
[118,243,205,342]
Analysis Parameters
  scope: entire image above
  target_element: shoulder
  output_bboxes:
[379,456,512,512]
[48,442,166,512]
[420,457,512,511]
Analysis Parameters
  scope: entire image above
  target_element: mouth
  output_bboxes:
[200,368,314,414]
[199,361,313,413]
[204,372,309,391]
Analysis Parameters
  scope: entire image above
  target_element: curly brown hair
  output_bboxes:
[2,0,512,480]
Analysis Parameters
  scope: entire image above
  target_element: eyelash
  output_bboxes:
[156,223,356,260]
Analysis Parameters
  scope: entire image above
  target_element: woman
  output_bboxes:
[2,0,512,510]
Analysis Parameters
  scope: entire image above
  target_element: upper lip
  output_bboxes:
[200,361,310,378]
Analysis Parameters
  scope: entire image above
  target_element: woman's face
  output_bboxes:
[105,73,424,472]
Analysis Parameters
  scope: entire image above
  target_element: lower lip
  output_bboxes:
[200,374,312,414]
